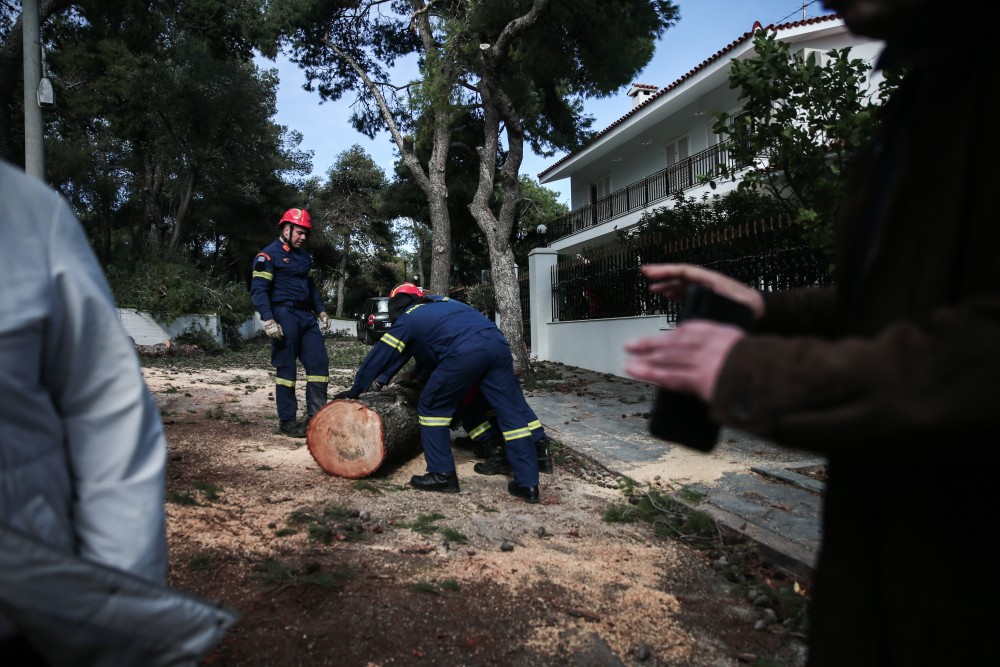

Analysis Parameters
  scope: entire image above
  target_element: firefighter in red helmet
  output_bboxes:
[336,283,547,503]
[250,208,331,437]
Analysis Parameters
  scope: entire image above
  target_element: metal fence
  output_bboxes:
[545,140,743,241]
[551,216,832,322]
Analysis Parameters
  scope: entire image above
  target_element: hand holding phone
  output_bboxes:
[648,283,754,451]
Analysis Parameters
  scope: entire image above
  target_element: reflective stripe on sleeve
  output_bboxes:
[252,271,274,281]
[380,333,406,353]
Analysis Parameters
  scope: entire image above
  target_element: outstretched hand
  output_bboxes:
[642,263,765,320]
[624,321,745,402]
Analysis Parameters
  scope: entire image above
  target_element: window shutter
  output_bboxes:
[665,135,690,167]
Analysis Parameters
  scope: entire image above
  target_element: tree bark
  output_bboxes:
[167,167,197,258]
[467,2,552,377]
[306,386,422,479]
[335,230,349,317]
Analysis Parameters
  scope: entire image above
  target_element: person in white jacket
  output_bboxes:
[0,159,235,666]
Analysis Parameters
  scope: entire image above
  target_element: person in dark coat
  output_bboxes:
[624,0,999,664]
[336,283,546,503]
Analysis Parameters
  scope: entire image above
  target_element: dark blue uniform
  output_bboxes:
[250,238,329,422]
[347,297,544,487]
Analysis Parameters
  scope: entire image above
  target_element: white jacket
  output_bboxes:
[0,161,235,664]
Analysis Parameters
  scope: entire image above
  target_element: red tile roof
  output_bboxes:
[537,13,841,179]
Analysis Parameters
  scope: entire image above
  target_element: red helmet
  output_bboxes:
[278,208,311,229]
[390,282,424,298]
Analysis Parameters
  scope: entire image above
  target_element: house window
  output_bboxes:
[590,175,613,225]
[665,135,689,167]
[708,119,723,147]
[592,174,612,201]
[665,135,691,191]
[798,47,829,67]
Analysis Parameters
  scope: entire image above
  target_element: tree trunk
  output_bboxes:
[425,115,453,295]
[306,386,422,478]
[335,230,349,317]
[167,168,197,258]
[470,74,531,376]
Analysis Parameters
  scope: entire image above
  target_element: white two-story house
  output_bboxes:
[526,13,884,376]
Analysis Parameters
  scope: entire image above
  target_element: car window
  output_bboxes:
[376,299,389,313]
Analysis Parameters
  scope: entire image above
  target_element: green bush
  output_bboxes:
[107,260,254,348]
[463,282,496,317]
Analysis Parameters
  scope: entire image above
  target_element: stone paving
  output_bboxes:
[524,363,824,578]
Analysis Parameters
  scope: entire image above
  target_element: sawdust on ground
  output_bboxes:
[144,338,808,666]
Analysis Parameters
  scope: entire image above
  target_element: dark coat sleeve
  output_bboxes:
[713,293,1000,452]
[712,54,1000,453]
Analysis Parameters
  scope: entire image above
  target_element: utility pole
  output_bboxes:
[803,1,808,20]
[22,0,45,179]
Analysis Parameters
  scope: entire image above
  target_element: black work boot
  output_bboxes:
[508,481,540,504]
[279,420,306,438]
[472,437,502,460]
[306,383,328,422]
[410,471,460,494]
[536,437,554,474]
[474,448,512,476]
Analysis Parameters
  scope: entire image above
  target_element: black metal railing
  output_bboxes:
[545,140,744,242]
[551,216,831,322]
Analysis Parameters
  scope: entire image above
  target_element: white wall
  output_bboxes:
[119,309,355,346]
[539,316,674,378]
[118,308,223,346]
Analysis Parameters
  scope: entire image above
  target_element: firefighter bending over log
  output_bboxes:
[453,384,553,476]
[335,283,547,503]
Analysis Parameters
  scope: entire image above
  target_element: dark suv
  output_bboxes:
[356,296,391,344]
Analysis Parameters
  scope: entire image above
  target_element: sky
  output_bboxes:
[261,1,835,206]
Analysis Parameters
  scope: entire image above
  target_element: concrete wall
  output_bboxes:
[118,308,223,346]
[539,316,673,378]
[119,309,356,346]
[529,246,677,378]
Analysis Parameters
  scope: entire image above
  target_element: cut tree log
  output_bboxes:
[306,386,423,478]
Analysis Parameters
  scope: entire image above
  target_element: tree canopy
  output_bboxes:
[715,30,901,254]
[2,0,669,350]
[268,0,679,370]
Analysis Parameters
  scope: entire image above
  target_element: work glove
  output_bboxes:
[335,389,360,400]
[367,379,385,393]
[263,319,283,340]
[318,311,330,332]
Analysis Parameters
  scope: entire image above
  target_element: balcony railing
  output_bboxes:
[545,140,746,243]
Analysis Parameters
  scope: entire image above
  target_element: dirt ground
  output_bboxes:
[144,336,810,667]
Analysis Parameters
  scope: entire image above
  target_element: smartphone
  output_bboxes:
[648,283,753,451]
